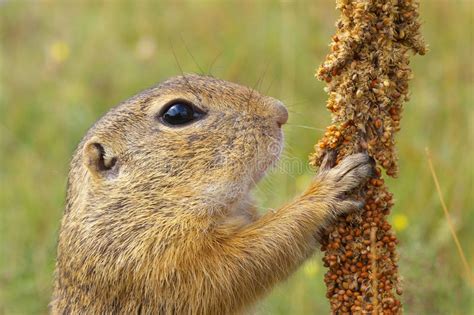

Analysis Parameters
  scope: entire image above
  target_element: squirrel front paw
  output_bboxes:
[312,152,375,217]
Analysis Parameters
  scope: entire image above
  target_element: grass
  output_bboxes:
[0,1,472,314]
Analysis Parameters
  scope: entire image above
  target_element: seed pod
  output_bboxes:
[310,0,426,313]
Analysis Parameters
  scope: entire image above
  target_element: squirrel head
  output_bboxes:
[57,75,288,289]
[72,74,288,217]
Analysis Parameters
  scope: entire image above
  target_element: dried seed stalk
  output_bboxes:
[310,0,426,314]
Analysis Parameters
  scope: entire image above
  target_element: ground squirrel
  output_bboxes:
[51,74,374,314]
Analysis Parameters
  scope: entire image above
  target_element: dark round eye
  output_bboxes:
[160,101,204,126]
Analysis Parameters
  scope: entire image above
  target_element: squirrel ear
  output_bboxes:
[83,139,118,179]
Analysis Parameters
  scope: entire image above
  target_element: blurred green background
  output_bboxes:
[0,1,472,314]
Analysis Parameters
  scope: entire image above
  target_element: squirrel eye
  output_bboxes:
[160,101,204,126]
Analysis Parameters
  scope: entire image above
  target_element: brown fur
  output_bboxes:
[51,74,374,314]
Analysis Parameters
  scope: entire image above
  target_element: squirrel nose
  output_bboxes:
[273,100,288,128]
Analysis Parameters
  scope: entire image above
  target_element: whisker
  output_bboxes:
[278,98,313,108]
[170,40,203,103]
[281,142,297,154]
[180,34,204,75]
[264,77,276,96]
[246,65,270,111]
[207,50,224,76]
[256,63,270,92]
[284,123,325,132]
[268,160,297,179]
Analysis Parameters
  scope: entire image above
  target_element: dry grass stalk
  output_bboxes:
[425,148,474,286]
[310,0,426,313]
